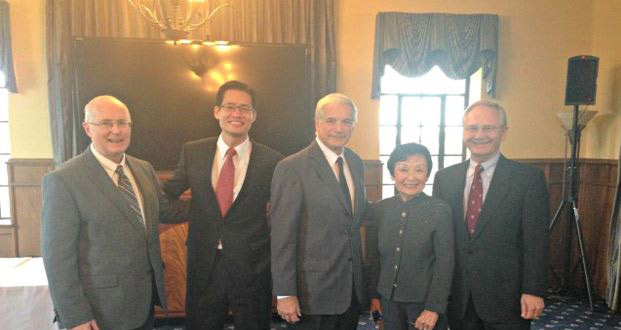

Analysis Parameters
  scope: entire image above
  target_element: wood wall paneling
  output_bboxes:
[0,226,16,257]
[518,159,618,297]
[3,159,53,257]
[4,157,617,310]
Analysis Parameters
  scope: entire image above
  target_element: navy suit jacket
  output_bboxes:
[432,155,549,323]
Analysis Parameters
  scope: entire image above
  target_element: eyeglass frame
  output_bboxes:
[85,120,133,129]
[463,124,506,134]
[218,103,256,115]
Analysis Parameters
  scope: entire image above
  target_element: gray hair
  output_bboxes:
[84,95,130,123]
[464,100,507,127]
[315,93,358,122]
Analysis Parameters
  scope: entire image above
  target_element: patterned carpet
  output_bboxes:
[155,295,621,330]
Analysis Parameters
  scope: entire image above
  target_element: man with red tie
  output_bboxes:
[162,81,283,330]
[432,100,549,330]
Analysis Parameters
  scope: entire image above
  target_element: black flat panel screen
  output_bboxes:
[72,38,312,170]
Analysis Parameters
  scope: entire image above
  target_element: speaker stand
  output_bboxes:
[549,104,595,311]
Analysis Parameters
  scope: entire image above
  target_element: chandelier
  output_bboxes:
[128,0,232,40]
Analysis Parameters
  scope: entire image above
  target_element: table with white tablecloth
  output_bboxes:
[0,257,59,330]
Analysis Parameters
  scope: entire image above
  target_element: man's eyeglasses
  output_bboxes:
[86,120,132,129]
[219,103,255,114]
[464,125,504,134]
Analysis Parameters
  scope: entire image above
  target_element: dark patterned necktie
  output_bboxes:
[466,164,484,235]
[336,157,352,210]
[115,165,144,227]
[216,147,236,217]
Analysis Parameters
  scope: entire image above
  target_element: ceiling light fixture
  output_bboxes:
[128,0,232,40]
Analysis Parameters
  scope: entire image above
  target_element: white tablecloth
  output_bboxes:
[0,258,60,330]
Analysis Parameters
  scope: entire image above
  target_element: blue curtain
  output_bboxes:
[371,12,498,98]
[0,0,17,92]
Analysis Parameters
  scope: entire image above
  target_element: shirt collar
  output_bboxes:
[468,152,500,175]
[90,144,126,173]
[315,137,344,165]
[217,134,250,160]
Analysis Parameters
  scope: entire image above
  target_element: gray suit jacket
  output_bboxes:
[270,141,366,315]
[41,148,167,329]
[432,155,549,323]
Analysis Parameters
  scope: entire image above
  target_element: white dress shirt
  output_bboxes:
[463,152,500,218]
[90,144,146,227]
[211,135,252,200]
[315,137,355,210]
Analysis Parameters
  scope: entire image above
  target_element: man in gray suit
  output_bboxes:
[271,93,367,330]
[41,96,167,330]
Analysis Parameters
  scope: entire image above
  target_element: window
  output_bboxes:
[379,65,481,198]
[0,71,11,225]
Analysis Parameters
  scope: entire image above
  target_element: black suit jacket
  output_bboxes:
[162,137,282,305]
[432,155,549,323]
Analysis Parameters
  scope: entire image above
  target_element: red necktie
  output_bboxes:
[216,147,236,217]
[466,164,484,235]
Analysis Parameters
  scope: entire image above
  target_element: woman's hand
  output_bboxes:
[369,298,383,325]
[413,309,438,330]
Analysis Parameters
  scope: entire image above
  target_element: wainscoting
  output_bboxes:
[1,159,54,257]
[520,158,619,296]
[1,157,617,301]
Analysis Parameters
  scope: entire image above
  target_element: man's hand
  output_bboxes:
[413,310,438,330]
[277,296,302,324]
[520,293,544,319]
[71,320,100,330]
[369,298,382,313]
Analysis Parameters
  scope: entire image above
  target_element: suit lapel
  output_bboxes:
[199,139,221,219]
[80,149,146,237]
[308,142,353,217]
[470,155,512,242]
[451,162,469,240]
[230,141,263,215]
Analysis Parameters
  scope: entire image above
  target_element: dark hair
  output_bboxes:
[215,80,256,108]
[386,143,433,177]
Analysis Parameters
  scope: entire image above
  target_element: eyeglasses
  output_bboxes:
[219,103,255,114]
[86,120,132,129]
[464,125,504,134]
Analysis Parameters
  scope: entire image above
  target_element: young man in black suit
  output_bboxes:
[433,100,549,330]
[162,81,283,330]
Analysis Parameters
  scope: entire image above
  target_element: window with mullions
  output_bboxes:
[379,65,480,198]
[0,71,11,225]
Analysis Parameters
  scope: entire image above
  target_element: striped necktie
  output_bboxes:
[115,165,145,227]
